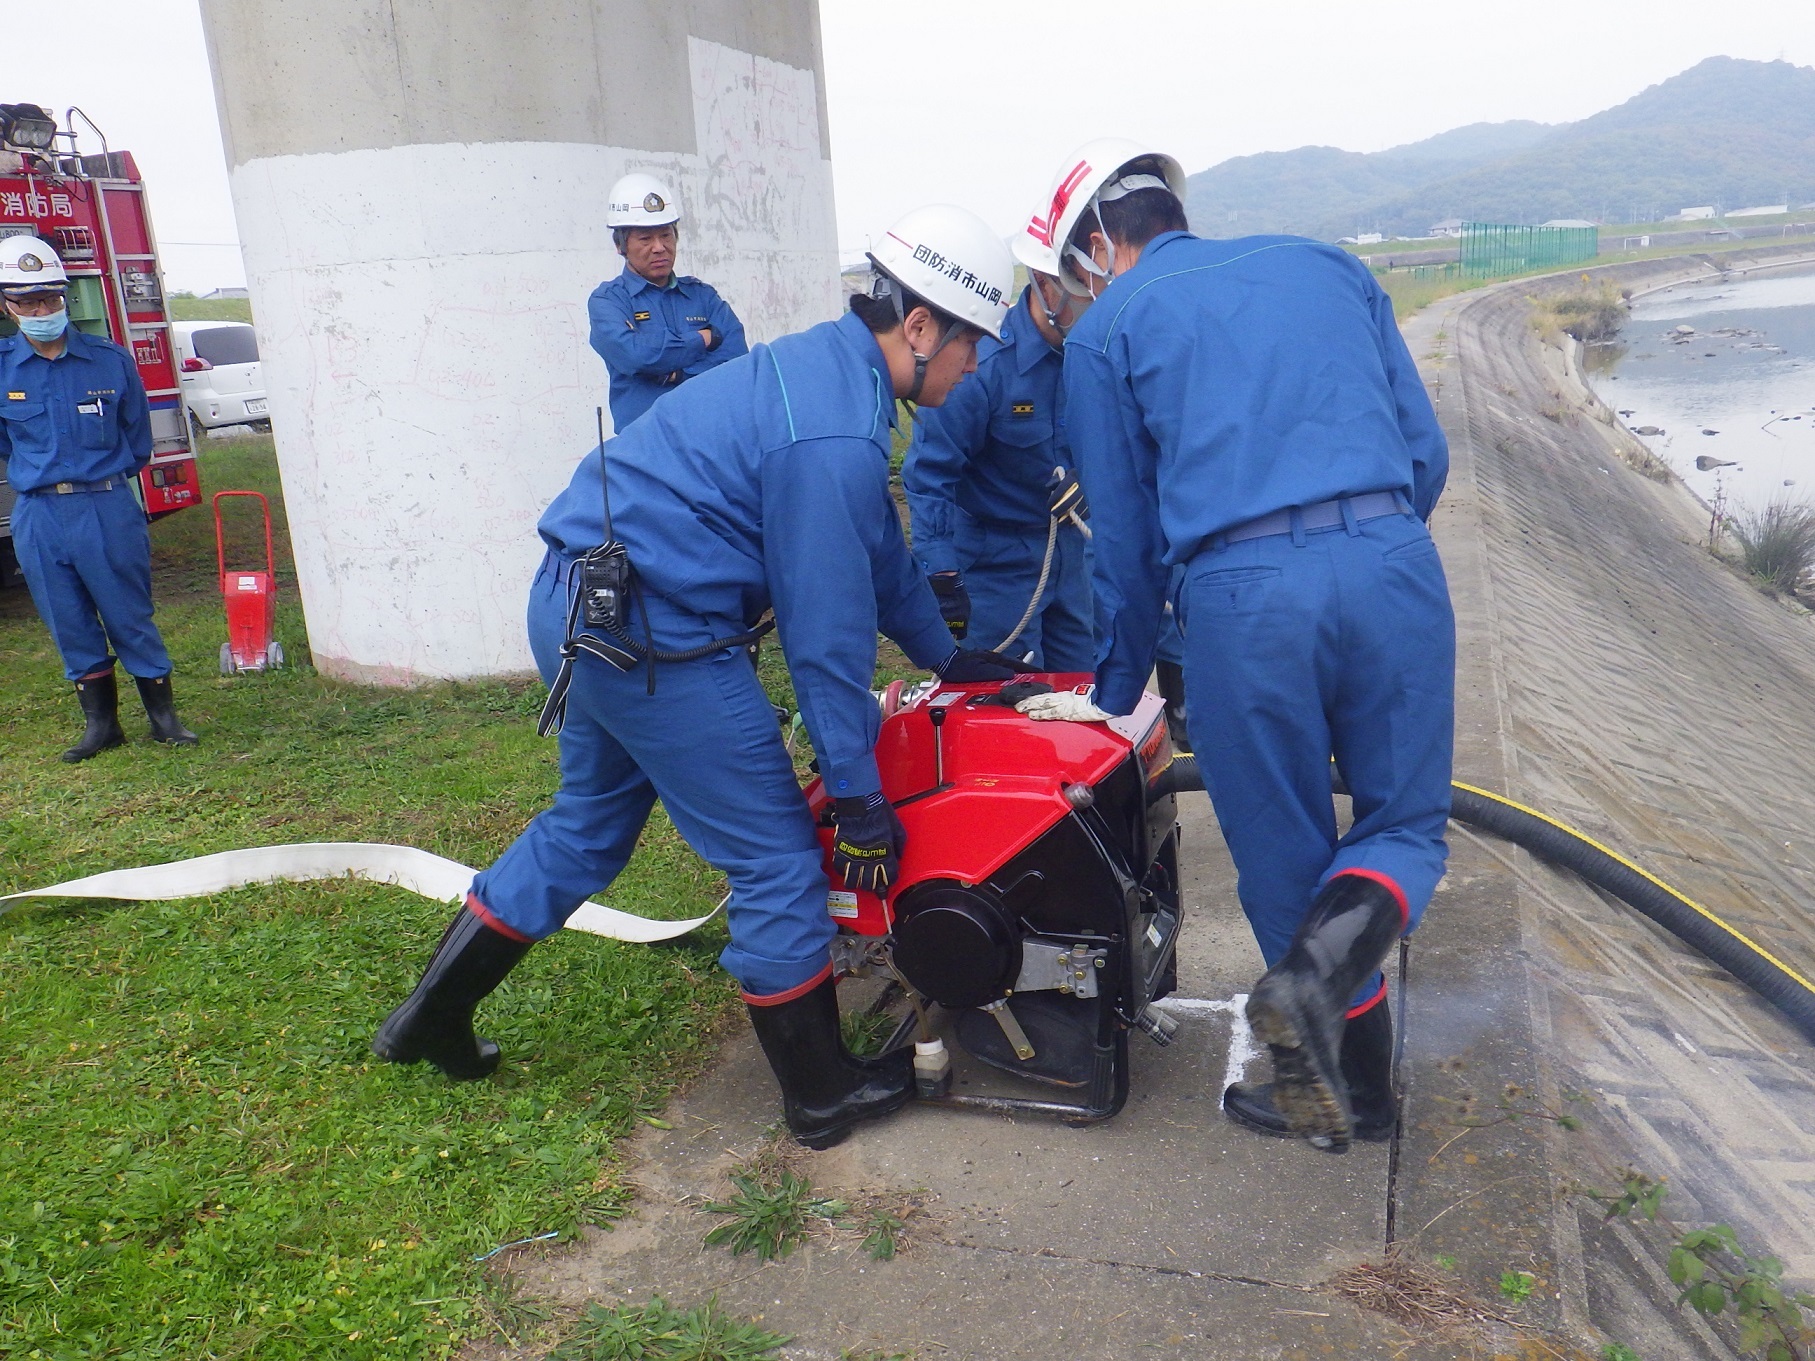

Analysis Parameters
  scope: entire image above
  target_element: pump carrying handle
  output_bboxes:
[212,490,274,590]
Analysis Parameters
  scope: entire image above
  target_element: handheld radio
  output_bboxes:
[536,406,777,736]
[579,407,634,636]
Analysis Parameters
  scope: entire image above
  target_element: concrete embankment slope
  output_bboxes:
[1403,245,1815,1356]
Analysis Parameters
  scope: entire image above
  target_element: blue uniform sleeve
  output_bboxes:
[1065,341,1168,717]
[873,503,960,672]
[683,290,748,378]
[901,368,991,577]
[589,280,709,379]
[1369,280,1448,519]
[762,436,943,800]
[118,354,152,472]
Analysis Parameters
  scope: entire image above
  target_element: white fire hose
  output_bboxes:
[0,842,719,943]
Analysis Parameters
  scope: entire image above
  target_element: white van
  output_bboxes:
[172,321,269,434]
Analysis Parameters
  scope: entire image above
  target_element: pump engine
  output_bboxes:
[806,676,1183,1122]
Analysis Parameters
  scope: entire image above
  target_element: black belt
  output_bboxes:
[29,477,119,496]
[537,554,773,737]
[1210,491,1410,550]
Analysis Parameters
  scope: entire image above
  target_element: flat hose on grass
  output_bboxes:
[1152,755,1815,1046]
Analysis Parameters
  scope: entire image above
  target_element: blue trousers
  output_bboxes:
[955,514,1095,670]
[1174,511,1454,1005]
[470,556,835,997]
[13,484,173,682]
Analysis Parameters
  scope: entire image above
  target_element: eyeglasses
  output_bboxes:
[3,293,66,317]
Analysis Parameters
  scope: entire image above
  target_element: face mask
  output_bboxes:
[17,309,68,343]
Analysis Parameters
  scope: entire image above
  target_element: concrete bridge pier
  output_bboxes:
[196,1,838,681]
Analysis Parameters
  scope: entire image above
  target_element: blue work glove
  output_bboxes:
[938,647,1037,683]
[1048,466,1088,521]
[929,572,971,640]
[831,792,906,895]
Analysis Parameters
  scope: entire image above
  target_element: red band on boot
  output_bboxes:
[466,892,534,943]
[742,961,834,1006]
[1330,868,1410,930]
[1346,977,1389,1019]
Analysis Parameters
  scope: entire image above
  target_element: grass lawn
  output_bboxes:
[0,435,809,1357]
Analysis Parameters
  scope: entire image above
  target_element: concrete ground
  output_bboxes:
[491,247,1815,1360]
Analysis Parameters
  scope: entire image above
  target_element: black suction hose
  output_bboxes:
[1153,754,1815,1045]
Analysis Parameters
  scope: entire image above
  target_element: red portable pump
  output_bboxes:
[213,490,283,675]
[805,676,1184,1123]
[0,103,200,587]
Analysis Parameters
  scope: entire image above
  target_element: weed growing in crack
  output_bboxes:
[1438,1079,1815,1360]
[700,1169,846,1261]
[858,1206,909,1262]
[550,1296,788,1361]
[1589,1177,1815,1361]
[1498,1270,1538,1304]
[1728,499,1815,597]
[697,1143,930,1264]
[840,1007,897,1058]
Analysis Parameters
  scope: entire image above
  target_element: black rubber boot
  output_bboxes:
[1224,992,1396,1142]
[1155,659,1191,754]
[134,673,199,746]
[1244,874,1405,1153]
[372,906,533,1080]
[746,974,914,1150]
[62,672,126,763]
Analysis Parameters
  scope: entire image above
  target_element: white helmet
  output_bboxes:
[605,173,681,229]
[0,234,69,295]
[868,203,1015,338]
[1013,139,1187,293]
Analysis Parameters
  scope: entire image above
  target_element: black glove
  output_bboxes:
[929,572,971,640]
[1048,466,1088,521]
[831,792,906,895]
[938,647,1038,683]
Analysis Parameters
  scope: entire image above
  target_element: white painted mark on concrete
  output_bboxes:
[1153,994,1260,1109]
[1671,1031,1700,1055]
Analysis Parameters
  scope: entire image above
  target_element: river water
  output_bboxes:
[1585,268,1815,515]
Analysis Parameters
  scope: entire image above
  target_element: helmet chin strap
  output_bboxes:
[875,272,963,407]
[1031,274,1086,339]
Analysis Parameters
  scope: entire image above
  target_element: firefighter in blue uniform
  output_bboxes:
[588,172,748,431]
[374,207,1025,1149]
[902,249,1095,669]
[0,235,197,762]
[1020,149,1454,1154]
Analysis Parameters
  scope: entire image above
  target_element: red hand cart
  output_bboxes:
[213,490,285,674]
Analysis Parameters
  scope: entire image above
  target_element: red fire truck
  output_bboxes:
[0,102,200,587]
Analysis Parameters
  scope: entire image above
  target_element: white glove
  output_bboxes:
[1015,690,1114,723]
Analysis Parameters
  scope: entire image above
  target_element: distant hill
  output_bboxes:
[1183,57,1815,241]
[1184,123,1554,236]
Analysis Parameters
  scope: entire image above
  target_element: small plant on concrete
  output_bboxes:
[700,1170,847,1262]
[841,1007,897,1058]
[1728,499,1815,596]
[1498,1270,1538,1304]
[858,1205,909,1261]
[1602,1345,1641,1361]
[550,1296,788,1360]
[1587,1170,1815,1360]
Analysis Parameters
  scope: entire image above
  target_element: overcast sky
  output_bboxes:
[26,0,1815,291]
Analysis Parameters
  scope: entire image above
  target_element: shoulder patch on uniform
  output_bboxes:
[632,311,651,322]
[1011,400,1035,416]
